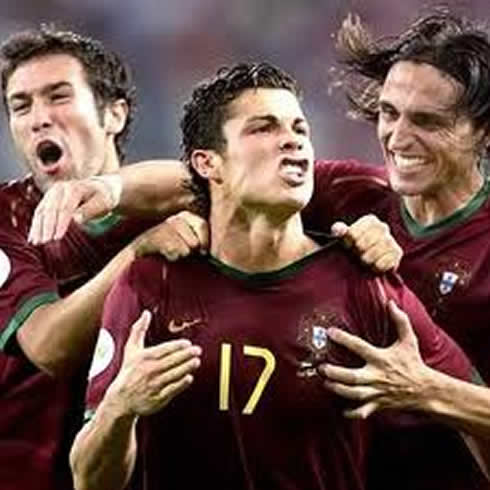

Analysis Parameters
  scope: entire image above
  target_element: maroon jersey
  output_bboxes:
[87,244,472,490]
[0,176,154,490]
[304,160,490,490]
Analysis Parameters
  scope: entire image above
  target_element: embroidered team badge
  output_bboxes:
[434,259,470,298]
[311,325,328,350]
[439,271,459,295]
[0,248,11,288]
[88,328,115,380]
[297,307,345,378]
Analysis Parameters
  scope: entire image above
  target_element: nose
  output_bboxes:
[383,117,413,152]
[279,130,303,152]
[30,100,53,133]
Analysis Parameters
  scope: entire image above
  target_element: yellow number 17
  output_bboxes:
[219,343,276,415]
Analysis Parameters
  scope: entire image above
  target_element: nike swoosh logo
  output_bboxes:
[168,318,203,333]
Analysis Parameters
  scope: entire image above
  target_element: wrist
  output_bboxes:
[412,366,452,413]
[102,382,139,425]
[88,174,123,210]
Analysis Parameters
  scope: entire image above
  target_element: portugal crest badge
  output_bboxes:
[297,306,346,378]
[439,271,459,295]
[434,257,470,298]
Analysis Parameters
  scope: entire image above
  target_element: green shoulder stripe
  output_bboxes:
[0,291,60,350]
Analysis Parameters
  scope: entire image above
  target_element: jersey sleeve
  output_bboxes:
[85,257,165,416]
[302,159,391,233]
[0,210,59,353]
[84,263,144,416]
[369,273,473,382]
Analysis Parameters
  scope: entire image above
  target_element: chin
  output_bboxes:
[33,175,52,194]
[390,180,427,197]
[280,195,310,215]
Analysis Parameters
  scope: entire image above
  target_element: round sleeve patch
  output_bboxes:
[88,328,116,380]
[0,248,11,288]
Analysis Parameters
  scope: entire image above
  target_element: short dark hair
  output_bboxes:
[0,24,136,162]
[335,7,490,147]
[180,61,300,214]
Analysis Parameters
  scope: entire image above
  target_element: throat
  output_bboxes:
[403,178,486,226]
[211,216,320,273]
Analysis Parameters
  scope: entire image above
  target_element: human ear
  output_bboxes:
[104,99,129,135]
[190,150,223,184]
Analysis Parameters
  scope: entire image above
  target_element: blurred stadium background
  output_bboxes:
[0,0,488,180]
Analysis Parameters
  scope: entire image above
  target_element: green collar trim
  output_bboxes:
[207,241,337,285]
[81,212,123,237]
[401,179,490,238]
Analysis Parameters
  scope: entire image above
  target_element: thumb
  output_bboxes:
[74,196,112,224]
[387,300,417,345]
[125,310,152,352]
[331,221,349,237]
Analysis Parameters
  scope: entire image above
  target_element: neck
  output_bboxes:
[402,170,484,226]
[209,198,319,273]
[100,143,121,174]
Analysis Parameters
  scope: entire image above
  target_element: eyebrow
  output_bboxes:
[8,81,73,103]
[245,114,308,126]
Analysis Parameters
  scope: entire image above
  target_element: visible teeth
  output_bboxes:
[282,164,303,177]
[394,155,426,169]
[281,158,307,170]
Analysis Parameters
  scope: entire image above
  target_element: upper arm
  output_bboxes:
[0,220,59,354]
[85,257,165,414]
[302,159,390,232]
[379,274,473,381]
[85,265,144,413]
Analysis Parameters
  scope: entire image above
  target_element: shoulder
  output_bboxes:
[0,177,40,231]
[314,158,389,185]
[124,254,168,289]
[124,254,207,299]
[0,176,40,203]
[314,243,387,297]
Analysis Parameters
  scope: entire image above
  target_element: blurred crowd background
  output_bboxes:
[0,0,488,180]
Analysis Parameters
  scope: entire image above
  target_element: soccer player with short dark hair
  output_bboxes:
[33,8,490,488]
[0,25,194,490]
[70,62,479,490]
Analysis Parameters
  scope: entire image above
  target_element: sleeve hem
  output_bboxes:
[0,291,60,351]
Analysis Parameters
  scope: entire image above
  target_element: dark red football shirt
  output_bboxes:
[304,160,490,490]
[0,176,154,490]
[87,243,472,490]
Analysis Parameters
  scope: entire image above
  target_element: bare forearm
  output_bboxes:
[417,367,490,438]
[17,240,141,376]
[118,160,195,216]
[71,397,138,490]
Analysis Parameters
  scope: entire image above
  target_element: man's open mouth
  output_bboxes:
[280,157,309,172]
[36,141,63,166]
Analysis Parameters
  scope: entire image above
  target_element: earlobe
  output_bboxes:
[105,99,129,135]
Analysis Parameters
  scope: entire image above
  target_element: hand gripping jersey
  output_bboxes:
[87,242,472,490]
[304,160,490,490]
[0,176,154,490]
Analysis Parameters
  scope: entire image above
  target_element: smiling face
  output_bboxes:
[377,61,484,198]
[6,53,125,192]
[199,88,314,217]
